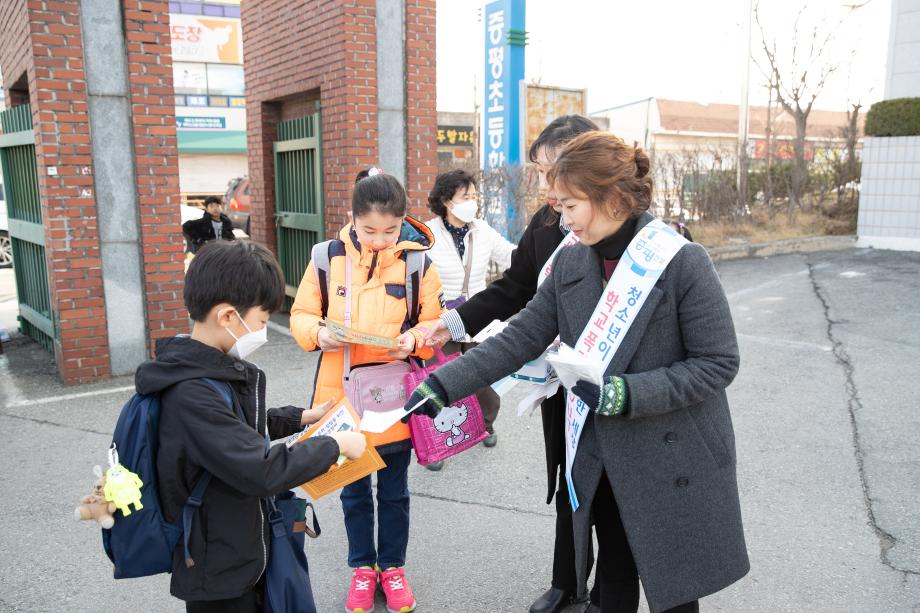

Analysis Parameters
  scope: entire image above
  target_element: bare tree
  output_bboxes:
[480,163,539,241]
[652,150,677,220]
[753,2,859,215]
[841,101,861,187]
[762,75,778,212]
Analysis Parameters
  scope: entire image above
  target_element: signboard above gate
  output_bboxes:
[170,15,243,64]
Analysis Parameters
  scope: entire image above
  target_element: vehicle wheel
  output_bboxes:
[0,231,12,268]
[245,217,251,236]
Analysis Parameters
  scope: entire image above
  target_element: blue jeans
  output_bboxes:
[340,447,411,569]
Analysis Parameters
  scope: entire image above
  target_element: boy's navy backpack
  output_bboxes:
[102,378,233,579]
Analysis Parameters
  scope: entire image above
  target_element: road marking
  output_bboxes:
[2,384,135,409]
[840,271,866,278]
[737,333,832,352]
[726,269,810,300]
[267,320,292,337]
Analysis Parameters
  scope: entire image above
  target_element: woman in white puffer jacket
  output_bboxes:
[423,169,514,468]
[425,170,515,301]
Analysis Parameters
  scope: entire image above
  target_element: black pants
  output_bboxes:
[552,467,597,599]
[592,473,699,613]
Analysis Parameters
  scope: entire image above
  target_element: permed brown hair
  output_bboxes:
[547,132,653,219]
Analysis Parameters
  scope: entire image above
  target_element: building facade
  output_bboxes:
[169,0,247,204]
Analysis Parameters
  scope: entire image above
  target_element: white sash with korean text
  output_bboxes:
[538,230,580,287]
[505,230,581,412]
[563,220,687,511]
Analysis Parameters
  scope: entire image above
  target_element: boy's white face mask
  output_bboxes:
[450,199,478,224]
[226,310,268,360]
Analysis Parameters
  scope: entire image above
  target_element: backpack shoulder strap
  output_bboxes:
[312,240,335,319]
[181,377,238,569]
[404,250,426,326]
[201,377,236,416]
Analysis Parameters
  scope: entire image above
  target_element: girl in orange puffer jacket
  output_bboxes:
[290,171,444,613]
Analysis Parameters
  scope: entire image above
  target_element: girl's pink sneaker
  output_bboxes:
[345,566,378,613]
[379,567,416,613]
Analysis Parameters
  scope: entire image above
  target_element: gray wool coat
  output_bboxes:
[432,213,749,612]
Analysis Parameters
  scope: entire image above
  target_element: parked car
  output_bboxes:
[224,176,251,235]
[0,183,11,268]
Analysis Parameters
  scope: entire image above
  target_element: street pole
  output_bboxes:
[738,0,753,215]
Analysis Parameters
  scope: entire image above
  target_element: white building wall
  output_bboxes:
[858,0,920,251]
[594,98,658,150]
[178,154,248,196]
[885,0,920,99]
[857,137,920,251]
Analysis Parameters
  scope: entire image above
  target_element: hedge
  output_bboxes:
[864,97,920,137]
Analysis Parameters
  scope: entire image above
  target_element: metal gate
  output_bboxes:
[0,104,55,351]
[273,111,324,309]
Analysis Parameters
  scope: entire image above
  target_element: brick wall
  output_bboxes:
[123,0,188,351]
[243,0,436,248]
[0,0,32,106]
[25,0,111,383]
[0,1,186,384]
[404,0,437,219]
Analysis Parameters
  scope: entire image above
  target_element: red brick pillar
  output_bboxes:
[404,0,437,219]
[0,0,186,384]
[124,1,188,350]
[243,0,437,246]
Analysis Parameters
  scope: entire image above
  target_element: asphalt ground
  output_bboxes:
[0,248,918,612]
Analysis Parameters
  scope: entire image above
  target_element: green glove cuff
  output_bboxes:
[416,381,447,410]
[595,376,627,417]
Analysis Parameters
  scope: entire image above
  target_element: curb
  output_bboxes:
[707,235,856,262]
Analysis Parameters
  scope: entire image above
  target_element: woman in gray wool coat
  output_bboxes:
[405,132,749,613]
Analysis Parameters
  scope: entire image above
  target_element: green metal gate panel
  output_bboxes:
[273,111,324,309]
[0,104,55,351]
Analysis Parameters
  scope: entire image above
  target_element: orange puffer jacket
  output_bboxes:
[290,218,445,448]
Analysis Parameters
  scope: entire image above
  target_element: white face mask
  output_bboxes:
[450,199,478,224]
[226,311,268,360]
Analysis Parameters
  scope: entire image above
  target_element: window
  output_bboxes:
[206,64,244,96]
[173,62,244,106]
[173,62,207,95]
[186,95,209,107]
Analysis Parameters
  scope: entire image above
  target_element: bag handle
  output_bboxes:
[410,348,449,373]
[298,502,322,538]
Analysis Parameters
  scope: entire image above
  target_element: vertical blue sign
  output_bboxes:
[483,0,525,239]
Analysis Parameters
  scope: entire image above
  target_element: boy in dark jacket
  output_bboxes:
[182,195,235,253]
[135,240,366,611]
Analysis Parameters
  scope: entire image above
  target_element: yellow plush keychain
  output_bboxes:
[103,443,144,517]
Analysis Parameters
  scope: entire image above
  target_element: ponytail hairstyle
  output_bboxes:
[352,170,409,219]
[548,132,653,219]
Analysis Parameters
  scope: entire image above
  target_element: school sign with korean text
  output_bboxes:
[483,0,526,238]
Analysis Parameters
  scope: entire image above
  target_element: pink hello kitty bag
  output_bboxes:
[403,350,489,465]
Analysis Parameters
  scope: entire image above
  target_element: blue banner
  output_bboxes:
[483,0,525,239]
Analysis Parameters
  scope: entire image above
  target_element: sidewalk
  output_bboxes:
[0,248,918,612]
